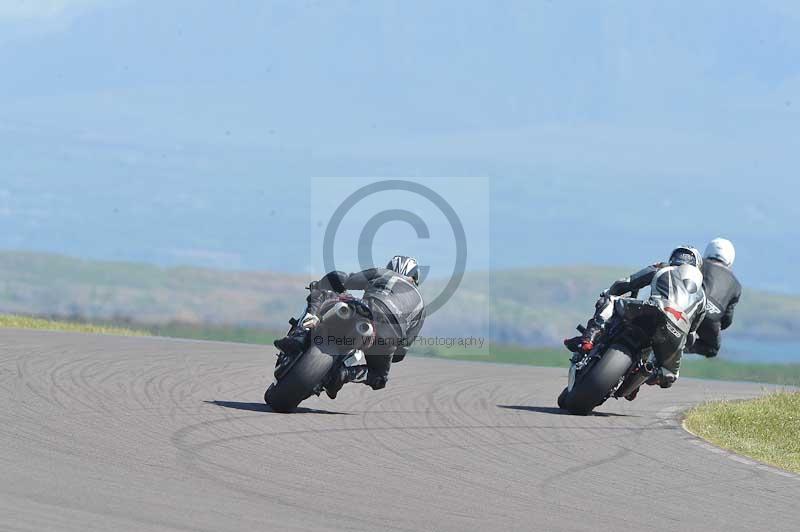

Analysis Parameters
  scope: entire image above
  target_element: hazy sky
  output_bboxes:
[1,1,798,292]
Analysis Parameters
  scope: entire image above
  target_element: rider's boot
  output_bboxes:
[273,329,306,356]
[645,367,678,388]
[564,319,603,353]
[273,315,310,356]
[624,387,640,401]
[274,310,323,356]
[324,365,368,399]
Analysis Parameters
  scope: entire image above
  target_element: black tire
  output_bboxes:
[265,345,335,413]
[561,346,633,415]
[557,387,568,410]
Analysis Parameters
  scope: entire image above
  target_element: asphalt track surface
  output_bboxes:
[1,330,798,532]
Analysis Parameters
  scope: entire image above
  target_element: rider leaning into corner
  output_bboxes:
[564,246,707,392]
[685,238,741,358]
[274,256,426,399]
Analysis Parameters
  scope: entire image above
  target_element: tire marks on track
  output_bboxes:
[1,330,798,532]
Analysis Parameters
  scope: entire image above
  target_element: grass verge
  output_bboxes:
[0,314,147,337]
[144,322,279,345]
[684,392,800,474]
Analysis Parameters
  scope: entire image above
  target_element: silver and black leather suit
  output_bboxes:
[579,263,707,386]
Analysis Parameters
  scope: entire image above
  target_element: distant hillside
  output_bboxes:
[0,250,796,345]
[0,251,306,328]
[474,266,798,345]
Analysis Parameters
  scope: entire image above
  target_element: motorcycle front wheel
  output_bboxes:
[558,346,633,415]
[265,345,335,413]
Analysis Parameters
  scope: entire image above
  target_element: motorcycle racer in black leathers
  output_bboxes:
[274,256,425,399]
[564,246,707,389]
[686,238,741,358]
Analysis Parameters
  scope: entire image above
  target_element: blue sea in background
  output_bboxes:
[712,337,800,364]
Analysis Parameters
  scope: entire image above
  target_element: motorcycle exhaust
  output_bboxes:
[335,303,353,320]
[323,302,353,322]
[355,320,374,338]
[615,361,655,399]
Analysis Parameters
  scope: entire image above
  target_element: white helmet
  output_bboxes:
[704,238,736,267]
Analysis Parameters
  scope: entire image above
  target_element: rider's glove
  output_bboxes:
[300,313,320,330]
[595,290,613,311]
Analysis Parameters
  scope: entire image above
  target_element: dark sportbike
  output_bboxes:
[265,297,374,413]
[557,289,684,415]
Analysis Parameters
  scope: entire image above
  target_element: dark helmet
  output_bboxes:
[669,245,703,269]
[387,255,420,285]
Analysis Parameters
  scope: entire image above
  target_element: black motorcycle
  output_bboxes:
[557,291,677,415]
[265,297,374,413]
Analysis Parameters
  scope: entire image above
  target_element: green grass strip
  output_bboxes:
[684,392,800,474]
[0,314,147,337]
